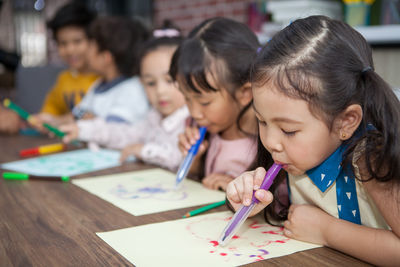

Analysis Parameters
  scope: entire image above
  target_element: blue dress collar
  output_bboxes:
[306,144,345,193]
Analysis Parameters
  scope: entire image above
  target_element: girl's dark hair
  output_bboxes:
[47,1,96,40]
[170,17,260,134]
[252,15,400,220]
[88,17,149,76]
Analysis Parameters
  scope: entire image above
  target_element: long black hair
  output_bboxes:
[252,15,400,220]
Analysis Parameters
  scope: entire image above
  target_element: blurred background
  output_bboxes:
[0,0,399,103]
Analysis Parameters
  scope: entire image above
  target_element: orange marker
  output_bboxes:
[20,143,66,157]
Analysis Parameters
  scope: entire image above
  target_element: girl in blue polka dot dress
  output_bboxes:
[226,16,400,265]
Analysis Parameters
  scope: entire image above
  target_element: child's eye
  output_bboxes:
[257,120,266,126]
[145,81,156,87]
[256,117,266,126]
[282,129,297,136]
[199,102,211,106]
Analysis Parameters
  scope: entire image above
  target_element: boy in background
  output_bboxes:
[72,17,149,124]
[32,2,98,128]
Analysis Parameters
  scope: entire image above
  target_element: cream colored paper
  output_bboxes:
[97,211,321,267]
[72,168,225,216]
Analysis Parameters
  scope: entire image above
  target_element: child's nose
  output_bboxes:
[263,132,283,153]
[189,103,204,120]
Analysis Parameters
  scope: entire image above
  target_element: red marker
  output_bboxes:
[20,143,66,157]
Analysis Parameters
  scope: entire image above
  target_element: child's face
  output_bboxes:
[86,40,107,76]
[253,82,341,176]
[56,26,90,72]
[140,47,185,117]
[179,73,241,136]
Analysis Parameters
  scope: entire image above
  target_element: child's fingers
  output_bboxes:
[178,133,190,154]
[59,124,77,143]
[254,189,273,205]
[119,150,129,163]
[185,126,200,145]
[253,167,267,190]
[241,171,256,206]
[226,180,242,204]
[62,134,72,144]
[198,140,209,155]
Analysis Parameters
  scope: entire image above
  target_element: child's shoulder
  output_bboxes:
[110,76,143,93]
[57,70,98,81]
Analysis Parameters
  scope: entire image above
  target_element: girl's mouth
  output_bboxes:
[274,160,288,169]
[159,100,169,107]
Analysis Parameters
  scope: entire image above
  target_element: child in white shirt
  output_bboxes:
[61,31,188,170]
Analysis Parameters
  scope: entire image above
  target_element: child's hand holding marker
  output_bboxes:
[29,113,57,133]
[59,123,79,144]
[178,126,209,156]
[226,167,274,217]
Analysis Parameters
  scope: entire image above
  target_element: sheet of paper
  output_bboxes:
[1,149,122,176]
[72,168,226,216]
[97,211,321,267]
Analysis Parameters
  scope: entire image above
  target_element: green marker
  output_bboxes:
[183,200,226,218]
[3,99,30,120]
[3,99,65,138]
[3,172,70,182]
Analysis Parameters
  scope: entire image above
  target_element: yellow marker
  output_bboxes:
[20,143,66,157]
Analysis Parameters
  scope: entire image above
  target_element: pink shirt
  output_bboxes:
[205,134,257,177]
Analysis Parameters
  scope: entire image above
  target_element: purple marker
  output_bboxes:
[218,163,282,246]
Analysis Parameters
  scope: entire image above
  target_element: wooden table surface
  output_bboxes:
[0,135,371,266]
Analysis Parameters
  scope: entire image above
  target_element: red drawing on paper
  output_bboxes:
[185,215,290,263]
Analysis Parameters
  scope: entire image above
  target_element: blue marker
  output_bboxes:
[175,126,207,188]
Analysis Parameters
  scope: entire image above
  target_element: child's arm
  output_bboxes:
[30,113,74,133]
[121,141,185,170]
[283,153,400,265]
[284,178,400,266]
[60,117,147,148]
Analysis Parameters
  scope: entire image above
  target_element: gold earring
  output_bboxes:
[341,132,347,139]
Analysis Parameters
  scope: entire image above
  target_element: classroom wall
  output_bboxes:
[372,48,400,89]
[153,0,253,34]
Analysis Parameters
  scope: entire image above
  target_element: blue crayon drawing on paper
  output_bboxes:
[72,168,225,216]
[1,149,122,176]
[111,183,188,201]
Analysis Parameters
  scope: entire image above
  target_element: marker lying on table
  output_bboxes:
[2,172,70,182]
[20,143,66,157]
[3,99,65,138]
[218,163,282,246]
[175,126,207,189]
[183,200,226,218]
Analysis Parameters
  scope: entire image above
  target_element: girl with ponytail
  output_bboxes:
[226,16,400,265]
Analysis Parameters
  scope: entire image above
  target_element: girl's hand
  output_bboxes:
[284,204,333,246]
[59,123,79,143]
[29,113,56,133]
[178,126,208,156]
[202,173,233,191]
[120,144,144,162]
[226,167,274,217]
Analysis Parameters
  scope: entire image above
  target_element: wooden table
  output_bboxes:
[0,135,371,266]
